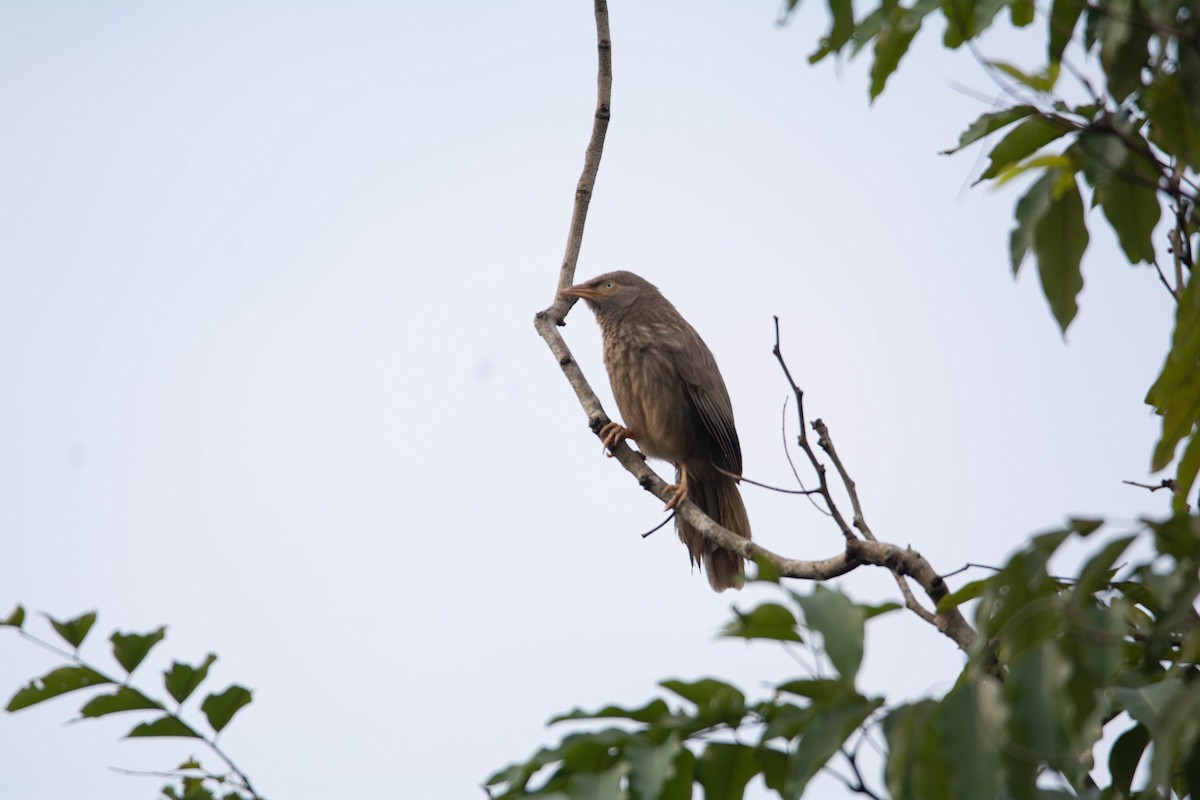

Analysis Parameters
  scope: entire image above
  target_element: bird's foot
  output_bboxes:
[599,422,635,457]
[663,483,689,510]
[664,464,690,510]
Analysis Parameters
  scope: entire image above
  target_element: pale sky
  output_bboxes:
[0,3,1175,798]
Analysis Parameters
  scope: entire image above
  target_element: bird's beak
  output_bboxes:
[559,283,601,301]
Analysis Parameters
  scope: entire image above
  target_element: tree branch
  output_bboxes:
[544,0,611,326]
[534,0,977,654]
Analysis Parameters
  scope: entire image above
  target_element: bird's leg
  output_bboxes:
[599,421,636,457]
[665,462,689,510]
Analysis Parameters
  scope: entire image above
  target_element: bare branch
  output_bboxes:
[534,2,976,654]
[640,512,675,539]
[713,463,823,496]
[813,418,871,538]
[1123,477,1179,494]
[773,319,856,542]
[941,562,1003,579]
[544,0,612,326]
[782,397,830,516]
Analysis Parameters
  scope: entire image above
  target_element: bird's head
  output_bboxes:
[559,271,658,321]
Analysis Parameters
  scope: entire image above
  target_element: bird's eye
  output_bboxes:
[603,281,615,290]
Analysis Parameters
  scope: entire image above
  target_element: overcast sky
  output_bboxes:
[0,2,1176,798]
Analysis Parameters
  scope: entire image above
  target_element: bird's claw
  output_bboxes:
[664,483,688,510]
[599,422,635,457]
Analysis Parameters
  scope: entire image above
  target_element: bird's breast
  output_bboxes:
[602,333,702,465]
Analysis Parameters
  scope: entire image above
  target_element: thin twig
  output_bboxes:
[1150,259,1178,300]
[773,319,856,542]
[839,745,885,800]
[1123,478,1178,494]
[545,0,612,325]
[640,512,675,539]
[713,463,822,496]
[813,419,871,538]
[941,562,1003,579]
[782,397,830,515]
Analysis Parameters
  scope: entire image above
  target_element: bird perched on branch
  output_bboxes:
[559,271,750,591]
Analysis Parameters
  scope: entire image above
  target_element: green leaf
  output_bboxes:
[1047,0,1084,64]
[695,744,759,800]
[786,694,882,798]
[552,698,672,725]
[777,678,853,701]
[989,60,1059,93]
[979,115,1072,182]
[627,734,682,800]
[126,714,202,739]
[750,551,782,583]
[1010,171,1054,274]
[659,746,696,800]
[863,601,902,619]
[722,602,803,642]
[1066,517,1103,536]
[1,605,25,628]
[884,700,950,800]
[1148,515,1200,563]
[201,684,252,732]
[111,627,167,674]
[1032,171,1088,333]
[79,686,163,718]
[1099,0,1149,102]
[942,105,1037,155]
[940,680,1005,799]
[798,585,866,680]
[936,577,990,612]
[1108,723,1149,798]
[1114,679,1186,736]
[6,666,112,711]
[47,611,97,649]
[659,678,746,726]
[1006,642,1073,770]
[1072,534,1135,597]
[869,8,920,101]
[827,0,855,52]
[1144,72,1200,172]
[1008,0,1035,26]
[165,654,217,705]
[1079,138,1162,265]
[567,762,626,800]
[1174,432,1200,514]
[1146,278,1200,498]
[942,0,976,47]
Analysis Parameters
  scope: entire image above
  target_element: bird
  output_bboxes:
[559,270,751,591]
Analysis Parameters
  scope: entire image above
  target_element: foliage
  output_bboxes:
[485,516,1200,799]
[790,0,1200,508]
[1,608,261,800]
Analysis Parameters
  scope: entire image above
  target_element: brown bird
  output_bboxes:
[559,271,750,591]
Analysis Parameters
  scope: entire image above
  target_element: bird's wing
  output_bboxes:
[670,326,743,475]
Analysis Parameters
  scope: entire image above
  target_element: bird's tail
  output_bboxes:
[677,470,751,592]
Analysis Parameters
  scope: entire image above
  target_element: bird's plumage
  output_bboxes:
[560,271,750,591]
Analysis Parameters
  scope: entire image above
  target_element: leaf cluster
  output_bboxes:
[488,514,1200,799]
[790,0,1200,507]
[1,609,260,800]
[485,583,894,799]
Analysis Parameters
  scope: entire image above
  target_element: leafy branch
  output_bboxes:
[787,0,1200,509]
[1,607,261,800]
[488,515,1200,799]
